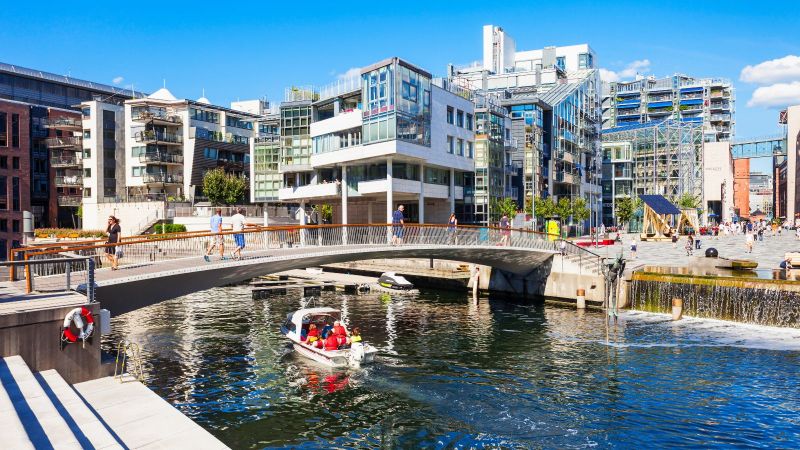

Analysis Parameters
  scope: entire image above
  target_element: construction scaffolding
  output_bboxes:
[603,119,703,200]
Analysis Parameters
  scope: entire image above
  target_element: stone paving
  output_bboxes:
[586,230,799,270]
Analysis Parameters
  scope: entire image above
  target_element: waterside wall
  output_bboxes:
[630,272,800,327]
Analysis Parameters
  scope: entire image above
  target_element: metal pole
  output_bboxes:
[87,258,95,302]
[65,261,71,291]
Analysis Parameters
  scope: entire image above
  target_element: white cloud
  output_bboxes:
[747,81,800,108]
[740,55,800,85]
[336,67,361,81]
[112,76,124,85]
[599,59,651,82]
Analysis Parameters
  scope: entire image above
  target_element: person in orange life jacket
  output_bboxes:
[324,333,340,351]
[306,324,320,345]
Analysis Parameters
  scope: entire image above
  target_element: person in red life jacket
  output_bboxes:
[332,320,348,347]
[324,333,340,351]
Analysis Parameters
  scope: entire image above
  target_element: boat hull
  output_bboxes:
[286,335,377,368]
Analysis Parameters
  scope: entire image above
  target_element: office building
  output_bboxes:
[602,74,735,142]
[450,25,602,226]
[749,172,773,217]
[251,57,476,225]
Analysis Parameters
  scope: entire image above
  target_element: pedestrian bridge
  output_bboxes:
[13,224,602,315]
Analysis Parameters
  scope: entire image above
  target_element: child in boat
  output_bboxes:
[306,324,319,345]
[350,327,362,343]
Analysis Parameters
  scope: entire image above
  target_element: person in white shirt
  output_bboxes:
[231,208,253,260]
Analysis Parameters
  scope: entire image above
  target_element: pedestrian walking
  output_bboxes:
[105,216,121,270]
[795,227,800,240]
[694,233,701,250]
[447,212,458,244]
[231,207,253,260]
[391,205,405,245]
[685,235,693,256]
[671,233,678,248]
[758,227,764,242]
[560,239,567,255]
[499,213,511,246]
[630,238,637,259]
[204,208,225,262]
[745,232,754,253]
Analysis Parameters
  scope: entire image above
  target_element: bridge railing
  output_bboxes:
[11,224,603,291]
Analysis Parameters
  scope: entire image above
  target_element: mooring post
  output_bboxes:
[471,265,480,300]
[672,297,683,320]
[87,258,96,303]
[576,288,586,309]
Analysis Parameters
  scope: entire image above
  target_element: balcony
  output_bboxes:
[143,174,183,185]
[140,153,184,165]
[310,109,363,138]
[278,182,341,201]
[44,136,82,149]
[710,113,731,122]
[134,131,183,145]
[57,195,82,207]
[710,90,728,98]
[45,117,82,131]
[710,102,730,111]
[50,156,82,168]
[131,109,182,126]
[54,175,83,187]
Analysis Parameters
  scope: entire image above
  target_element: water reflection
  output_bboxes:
[104,285,800,449]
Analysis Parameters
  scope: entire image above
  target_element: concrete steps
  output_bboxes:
[0,355,228,449]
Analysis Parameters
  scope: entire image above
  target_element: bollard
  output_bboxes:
[576,288,586,309]
[471,266,480,300]
[672,298,683,320]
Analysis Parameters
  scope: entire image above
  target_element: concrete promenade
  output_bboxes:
[589,231,797,270]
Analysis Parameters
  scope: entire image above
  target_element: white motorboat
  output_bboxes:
[280,307,378,368]
[377,272,415,290]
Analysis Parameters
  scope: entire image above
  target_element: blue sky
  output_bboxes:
[2,2,799,169]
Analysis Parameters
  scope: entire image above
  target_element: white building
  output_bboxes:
[123,88,259,202]
[79,100,126,203]
[253,57,475,224]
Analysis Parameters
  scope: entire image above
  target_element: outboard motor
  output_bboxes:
[348,342,365,366]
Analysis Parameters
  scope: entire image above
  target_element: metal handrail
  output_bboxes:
[2,255,95,298]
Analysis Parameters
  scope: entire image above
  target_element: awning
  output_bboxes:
[680,98,704,105]
[648,101,673,108]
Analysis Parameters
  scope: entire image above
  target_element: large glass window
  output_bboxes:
[0,112,6,146]
[0,176,6,209]
[466,113,473,130]
[11,177,19,211]
[11,114,19,148]
[447,136,454,154]
[362,61,430,146]
[456,110,464,127]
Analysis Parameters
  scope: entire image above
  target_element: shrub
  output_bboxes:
[154,223,187,234]
[34,228,106,239]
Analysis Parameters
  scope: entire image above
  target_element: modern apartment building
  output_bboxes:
[0,62,142,253]
[251,57,476,225]
[450,25,602,226]
[79,101,126,203]
[602,74,735,142]
[123,88,259,202]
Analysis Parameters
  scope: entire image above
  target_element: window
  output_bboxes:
[82,107,91,118]
[131,146,146,158]
[11,114,19,148]
[0,220,6,231]
[83,130,91,139]
[11,177,18,211]
[457,139,464,156]
[132,166,144,177]
[456,110,464,127]
[83,188,92,198]
[447,136,454,154]
[467,141,474,158]
[446,106,454,125]
[83,149,91,159]
[12,157,18,170]
[578,53,593,69]
[204,148,218,159]
[556,56,566,71]
[0,239,6,261]
[83,168,91,178]
[0,176,7,210]
[12,220,19,233]
[466,113,473,131]
[0,112,6,146]
[0,157,6,169]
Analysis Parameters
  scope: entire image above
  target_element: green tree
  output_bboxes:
[530,196,556,219]
[555,197,572,221]
[319,204,333,223]
[572,198,590,222]
[202,168,228,205]
[615,196,640,226]
[675,192,700,209]
[223,174,248,205]
[203,168,248,205]
[492,198,517,222]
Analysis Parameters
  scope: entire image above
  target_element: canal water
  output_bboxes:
[104,285,800,449]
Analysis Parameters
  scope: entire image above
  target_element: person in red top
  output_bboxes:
[332,320,347,346]
[324,333,340,351]
[306,324,323,348]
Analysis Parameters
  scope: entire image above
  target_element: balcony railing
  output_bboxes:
[710,114,731,121]
[50,156,81,167]
[134,131,183,144]
[44,136,82,148]
[143,174,183,184]
[57,195,82,207]
[140,153,184,164]
[44,117,82,129]
[710,102,730,110]
[318,76,362,102]
[132,109,182,125]
[54,175,83,186]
